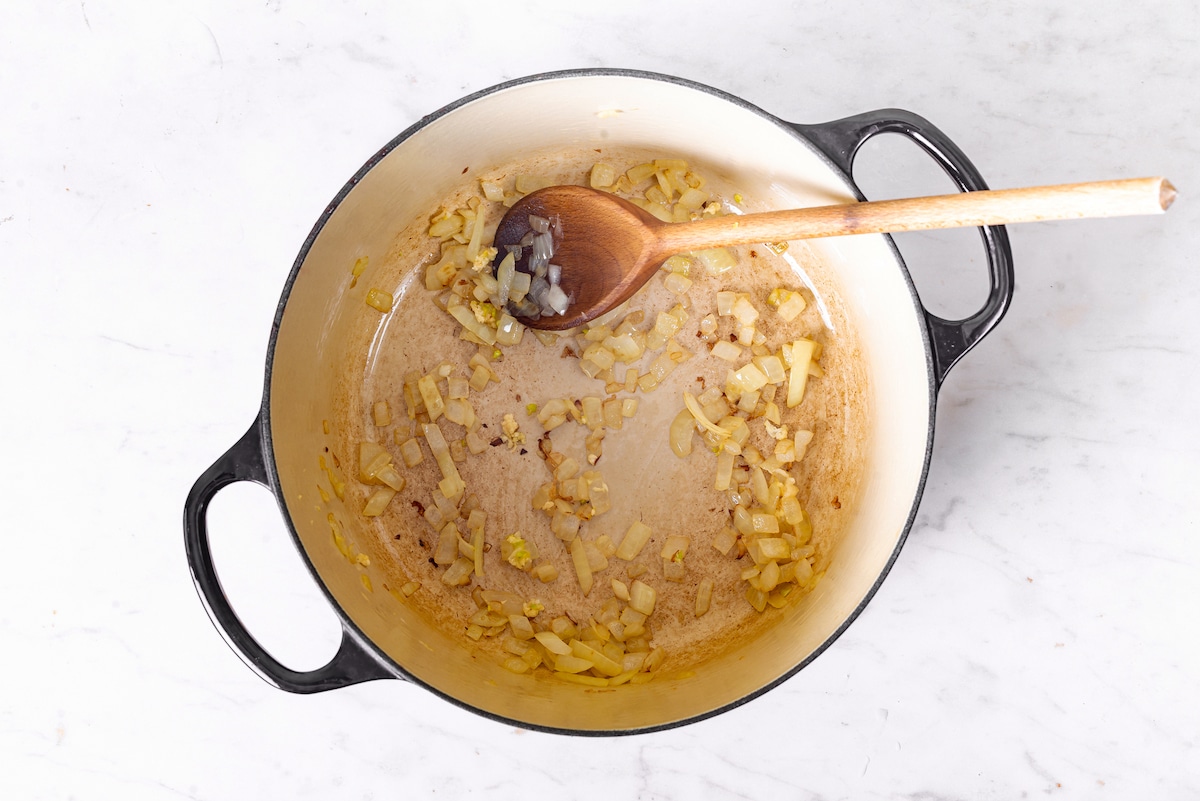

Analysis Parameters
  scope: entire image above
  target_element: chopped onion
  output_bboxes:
[683,392,730,438]
[628,580,657,616]
[495,251,515,307]
[695,579,713,617]
[615,521,652,561]
[669,408,696,457]
[569,536,593,595]
[545,284,569,315]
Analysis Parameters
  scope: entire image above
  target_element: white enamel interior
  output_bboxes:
[267,73,934,732]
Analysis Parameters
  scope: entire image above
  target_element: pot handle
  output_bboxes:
[183,418,396,693]
[789,109,1014,387]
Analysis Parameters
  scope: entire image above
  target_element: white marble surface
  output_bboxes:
[3,1,1198,797]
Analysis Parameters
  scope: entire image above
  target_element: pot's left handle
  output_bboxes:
[184,418,397,693]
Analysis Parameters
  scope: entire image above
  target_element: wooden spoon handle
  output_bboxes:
[656,177,1176,253]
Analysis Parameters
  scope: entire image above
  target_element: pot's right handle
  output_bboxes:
[184,418,396,693]
[789,109,1014,387]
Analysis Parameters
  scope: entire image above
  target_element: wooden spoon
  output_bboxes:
[494,177,1175,330]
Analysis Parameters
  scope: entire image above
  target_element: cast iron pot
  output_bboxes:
[184,69,1013,734]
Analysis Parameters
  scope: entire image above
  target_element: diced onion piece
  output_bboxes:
[683,392,729,438]
[653,311,682,339]
[711,340,743,362]
[586,472,611,514]
[417,375,445,422]
[423,422,464,495]
[569,536,593,595]
[793,558,815,586]
[693,247,738,274]
[616,521,653,561]
[758,560,782,592]
[535,630,572,655]
[372,400,390,426]
[363,487,396,516]
[443,398,474,427]
[660,535,689,561]
[716,291,738,316]
[663,272,692,295]
[495,313,524,346]
[508,269,531,303]
[777,496,802,528]
[581,396,603,429]
[544,284,570,315]
[667,408,696,458]
[661,255,691,275]
[583,541,609,572]
[750,465,770,505]
[551,510,580,542]
[732,363,769,394]
[787,339,817,407]
[365,288,393,313]
[711,527,737,555]
[502,657,529,674]
[359,441,391,482]
[399,438,423,467]
[621,398,638,418]
[677,187,708,211]
[581,343,616,370]
[471,522,485,578]
[515,174,553,194]
[465,207,487,264]
[448,302,497,345]
[751,512,780,534]
[628,580,657,616]
[602,398,622,430]
[554,655,596,674]
[605,333,643,362]
[794,429,814,460]
[695,578,713,617]
[495,251,516,307]
[756,537,791,562]
[612,579,630,601]
[754,354,786,385]
[508,614,535,640]
[435,523,460,566]
[714,449,735,491]
[447,376,470,400]
[731,295,759,326]
[522,562,553,585]
[590,163,616,188]
[481,180,504,202]
[441,557,474,586]
[592,535,616,558]
[570,639,623,677]
[745,585,768,612]
[777,290,807,321]
[374,464,405,492]
[468,365,490,392]
[557,671,612,686]
[429,214,463,238]
[626,162,656,184]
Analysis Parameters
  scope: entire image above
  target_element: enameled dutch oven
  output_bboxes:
[184,69,1013,734]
